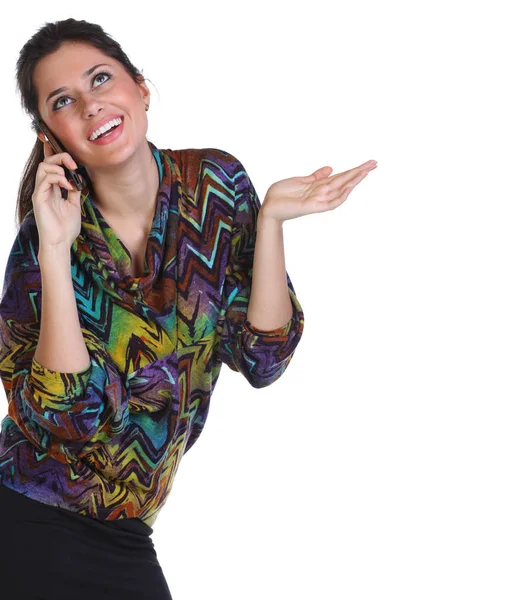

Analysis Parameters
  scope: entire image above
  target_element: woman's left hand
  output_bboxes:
[261,159,378,224]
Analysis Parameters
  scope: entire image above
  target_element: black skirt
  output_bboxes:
[0,483,173,600]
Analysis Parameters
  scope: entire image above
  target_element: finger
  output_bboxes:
[344,169,369,191]
[46,153,78,172]
[324,170,369,206]
[42,144,78,171]
[327,160,377,190]
[51,174,74,191]
[39,163,67,176]
[38,173,74,194]
[36,162,67,186]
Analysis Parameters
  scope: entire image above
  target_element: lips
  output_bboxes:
[87,114,124,140]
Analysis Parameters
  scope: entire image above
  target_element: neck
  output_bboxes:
[86,138,159,220]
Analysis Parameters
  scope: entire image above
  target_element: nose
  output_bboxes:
[80,94,105,120]
[84,106,104,120]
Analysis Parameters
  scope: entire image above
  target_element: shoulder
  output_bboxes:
[160,147,243,181]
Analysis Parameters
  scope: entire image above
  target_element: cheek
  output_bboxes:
[51,129,78,154]
[132,108,149,136]
[53,126,89,161]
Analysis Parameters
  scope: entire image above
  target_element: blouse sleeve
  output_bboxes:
[0,215,129,464]
[215,154,305,388]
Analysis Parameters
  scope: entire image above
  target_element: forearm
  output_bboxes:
[246,209,293,331]
[34,246,91,373]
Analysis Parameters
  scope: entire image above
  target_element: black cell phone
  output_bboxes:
[33,119,85,199]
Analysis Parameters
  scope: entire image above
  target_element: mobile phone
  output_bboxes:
[33,119,84,199]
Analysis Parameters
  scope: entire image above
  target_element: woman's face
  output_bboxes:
[34,41,150,169]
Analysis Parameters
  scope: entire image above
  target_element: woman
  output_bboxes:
[0,17,377,599]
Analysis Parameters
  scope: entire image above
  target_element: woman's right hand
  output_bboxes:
[32,139,84,251]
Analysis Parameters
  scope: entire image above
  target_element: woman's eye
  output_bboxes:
[52,71,112,110]
[93,72,111,87]
[54,96,71,110]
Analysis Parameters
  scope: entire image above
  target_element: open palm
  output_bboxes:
[262,159,378,223]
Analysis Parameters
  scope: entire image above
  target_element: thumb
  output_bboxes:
[301,166,333,182]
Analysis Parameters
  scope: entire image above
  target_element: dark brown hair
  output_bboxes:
[14,18,154,229]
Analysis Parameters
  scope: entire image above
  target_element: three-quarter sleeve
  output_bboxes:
[0,216,129,464]
[216,155,305,388]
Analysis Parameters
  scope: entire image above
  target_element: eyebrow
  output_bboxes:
[45,63,112,104]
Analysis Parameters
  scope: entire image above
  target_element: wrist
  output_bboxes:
[38,244,71,263]
[258,207,284,227]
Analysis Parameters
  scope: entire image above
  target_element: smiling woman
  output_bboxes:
[0,15,306,600]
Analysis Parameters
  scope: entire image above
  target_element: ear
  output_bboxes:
[36,132,46,144]
[137,75,151,106]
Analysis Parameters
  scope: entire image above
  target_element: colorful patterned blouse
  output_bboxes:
[0,142,305,526]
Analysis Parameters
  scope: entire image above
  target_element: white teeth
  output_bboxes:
[89,117,122,141]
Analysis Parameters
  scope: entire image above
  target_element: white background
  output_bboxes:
[0,1,523,599]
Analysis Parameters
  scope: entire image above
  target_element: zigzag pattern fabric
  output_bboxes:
[0,143,304,526]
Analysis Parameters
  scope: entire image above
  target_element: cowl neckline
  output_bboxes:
[71,141,180,312]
